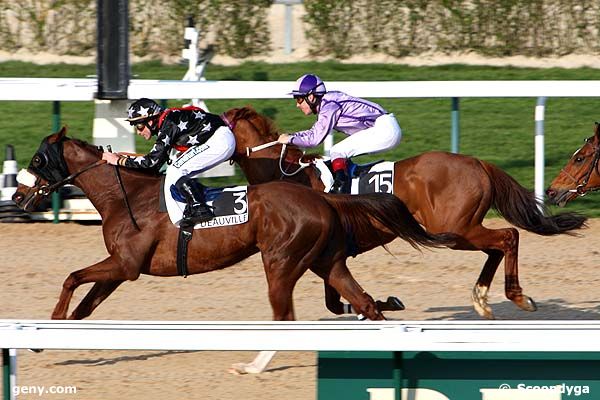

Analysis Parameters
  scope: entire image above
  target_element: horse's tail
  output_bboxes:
[322,193,456,252]
[482,161,587,235]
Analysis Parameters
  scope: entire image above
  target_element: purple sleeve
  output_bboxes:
[290,102,341,147]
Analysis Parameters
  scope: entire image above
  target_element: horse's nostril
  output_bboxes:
[546,189,555,198]
[12,192,23,203]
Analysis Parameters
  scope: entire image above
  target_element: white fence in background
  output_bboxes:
[2,78,600,201]
[2,78,600,100]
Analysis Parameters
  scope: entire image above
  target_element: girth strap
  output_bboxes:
[176,225,194,277]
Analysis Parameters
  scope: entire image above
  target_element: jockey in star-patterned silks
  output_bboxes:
[101,98,236,226]
[277,74,402,194]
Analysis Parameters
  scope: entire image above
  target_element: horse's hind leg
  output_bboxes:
[323,283,405,315]
[313,260,383,320]
[68,280,124,320]
[471,249,503,319]
[466,226,536,318]
[324,283,346,314]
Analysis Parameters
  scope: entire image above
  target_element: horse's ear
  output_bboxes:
[48,126,68,144]
[595,122,600,138]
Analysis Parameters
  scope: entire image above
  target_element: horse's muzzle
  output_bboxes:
[12,191,34,211]
[545,187,572,207]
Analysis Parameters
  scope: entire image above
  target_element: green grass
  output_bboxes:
[1,60,598,216]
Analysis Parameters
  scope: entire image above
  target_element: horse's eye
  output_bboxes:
[575,156,584,163]
[32,153,47,169]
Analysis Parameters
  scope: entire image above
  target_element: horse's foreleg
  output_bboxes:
[51,257,131,320]
[499,228,537,313]
[68,280,124,320]
[267,278,296,321]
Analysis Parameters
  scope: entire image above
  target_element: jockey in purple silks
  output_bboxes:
[277,74,402,194]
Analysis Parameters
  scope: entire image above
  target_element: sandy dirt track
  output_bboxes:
[1,218,599,399]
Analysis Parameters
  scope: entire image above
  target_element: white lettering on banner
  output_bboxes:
[367,385,592,400]
[366,388,395,400]
[367,388,450,400]
[367,172,393,193]
[233,191,248,214]
[195,214,249,229]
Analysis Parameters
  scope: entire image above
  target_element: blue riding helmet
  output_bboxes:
[126,98,164,123]
[289,74,327,96]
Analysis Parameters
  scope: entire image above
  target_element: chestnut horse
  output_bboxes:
[222,106,587,320]
[547,122,600,206]
[12,128,455,322]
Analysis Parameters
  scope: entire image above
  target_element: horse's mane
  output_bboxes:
[65,135,162,179]
[68,137,102,156]
[229,106,280,141]
[228,106,323,162]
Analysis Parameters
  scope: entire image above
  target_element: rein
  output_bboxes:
[224,109,309,176]
[107,145,140,231]
[246,141,311,177]
[37,160,105,196]
[562,140,600,196]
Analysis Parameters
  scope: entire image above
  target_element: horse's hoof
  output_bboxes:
[376,296,405,312]
[516,295,537,312]
[471,285,494,319]
[228,363,261,375]
[28,348,44,353]
[472,301,495,320]
[386,296,405,311]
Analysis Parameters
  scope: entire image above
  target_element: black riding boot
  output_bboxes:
[178,180,215,226]
[330,169,350,194]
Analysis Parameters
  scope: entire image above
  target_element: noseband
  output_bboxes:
[561,137,600,196]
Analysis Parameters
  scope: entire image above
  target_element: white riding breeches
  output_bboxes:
[164,126,235,222]
[330,113,402,159]
[166,125,235,183]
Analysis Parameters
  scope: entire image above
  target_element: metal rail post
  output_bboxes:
[2,349,15,400]
[535,96,547,207]
[52,101,61,223]
[451,97,460,153]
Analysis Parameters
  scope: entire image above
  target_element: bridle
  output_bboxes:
[17,159,104,210]
[18,137,139,230]
[561,137,600,196]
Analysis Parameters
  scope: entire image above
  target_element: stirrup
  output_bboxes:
[181,204,215,226]
[329,183,343,194]
[329,178,348,194]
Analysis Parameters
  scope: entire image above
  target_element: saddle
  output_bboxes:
[324,159,384,180]
[159,177,249,277]
[316,159,395,195]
